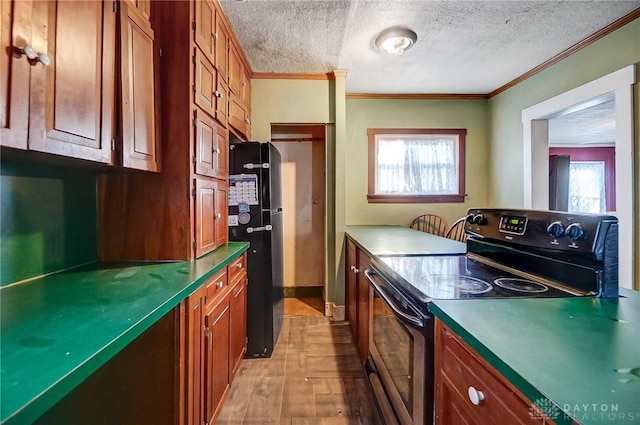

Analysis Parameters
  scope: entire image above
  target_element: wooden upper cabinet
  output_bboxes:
[215,78,228,127]
[194,0,215,64]
[119,0,158,172]
[228,43,241,96]
[194,48,217,119]
[195,110,228,180]
[27,0,115,163]
[194,177,228,258]
[0,0,31,149]
[214,180,228,248]
[214,10,228,82]
[241,69,251,106]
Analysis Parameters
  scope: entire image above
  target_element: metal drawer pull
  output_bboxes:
[235,263,243,268]
[216,281,224,289]
[468,386,485,405]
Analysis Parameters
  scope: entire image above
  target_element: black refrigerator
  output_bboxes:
[228,142,283,358]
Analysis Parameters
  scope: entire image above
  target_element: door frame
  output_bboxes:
[521,65,635,288]
[271,124,328,303]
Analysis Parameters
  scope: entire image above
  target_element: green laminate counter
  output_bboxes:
[0,242,249,425]
[345,225,466,257]
[431,289,640,425]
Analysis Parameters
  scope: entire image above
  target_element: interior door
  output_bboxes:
[548,154,570,211]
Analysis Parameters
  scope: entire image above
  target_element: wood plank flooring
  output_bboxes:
[217,300,381,425]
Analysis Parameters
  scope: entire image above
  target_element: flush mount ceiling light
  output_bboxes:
[375,28,417,56]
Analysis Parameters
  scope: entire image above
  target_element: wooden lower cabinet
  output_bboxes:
[435,319,547,425]
[205,295,231,424]
[184,253,248,425]
[344,236,371,362]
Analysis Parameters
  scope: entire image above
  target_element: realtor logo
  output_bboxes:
[529,398,561,420]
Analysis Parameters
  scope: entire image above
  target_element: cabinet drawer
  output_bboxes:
[437,324,543,425]
[228,253,247,284]
[204,268,228,308]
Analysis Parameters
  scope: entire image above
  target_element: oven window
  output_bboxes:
[372,291,414,413]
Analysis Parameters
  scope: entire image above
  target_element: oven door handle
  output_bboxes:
[365,269,425,331]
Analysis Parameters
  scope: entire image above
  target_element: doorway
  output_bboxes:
[522,65,635,288]
[271,124,326,310]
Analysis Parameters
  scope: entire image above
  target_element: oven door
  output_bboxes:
[365,269,432,425]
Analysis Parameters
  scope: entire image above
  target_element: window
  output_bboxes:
[367,128,466,203]
[568,161,606,214]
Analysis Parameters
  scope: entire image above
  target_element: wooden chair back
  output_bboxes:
[409,214,449,237]
[445,217,468,242]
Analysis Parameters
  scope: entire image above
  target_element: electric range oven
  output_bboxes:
[364,208,619,425]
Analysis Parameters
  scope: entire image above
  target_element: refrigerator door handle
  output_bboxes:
[246,224,273,233]
[243,163,270,169]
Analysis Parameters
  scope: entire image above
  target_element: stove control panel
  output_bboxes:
[465,208,618,259]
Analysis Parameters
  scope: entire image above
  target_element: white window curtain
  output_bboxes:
[568,161,606,214]
[376,138,457,194]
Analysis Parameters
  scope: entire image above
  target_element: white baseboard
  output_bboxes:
[324,302,345,321]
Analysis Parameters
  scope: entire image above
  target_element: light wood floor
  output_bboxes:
[216,299,381,425]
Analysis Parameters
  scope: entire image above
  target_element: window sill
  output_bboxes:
[367,194,465,204]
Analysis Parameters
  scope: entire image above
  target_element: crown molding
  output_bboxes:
[489,7,640,98]
[346,93,489,100]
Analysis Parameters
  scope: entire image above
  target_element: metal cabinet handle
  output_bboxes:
[216,212,222,219]
[235,263,243,269]
[214,90,223,98]
[18,46,51,66]
[245,118,250,124]
[214,148,221,154]
[468,386,485,406]
[354,268,360,274]
[216,281,224,289]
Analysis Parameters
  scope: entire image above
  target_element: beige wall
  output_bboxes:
[251,78,345,305]
[488,18,639,288]
[345,98,490,227]
[250,79,332,141]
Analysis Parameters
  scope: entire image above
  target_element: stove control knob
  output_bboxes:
[565,223,586,241]
[546,221,565,238]
[465,214,475,223]
[471,214,487,225]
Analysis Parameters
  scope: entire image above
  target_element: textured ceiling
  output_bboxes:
[549,94,616,147]
[220,0,639,94]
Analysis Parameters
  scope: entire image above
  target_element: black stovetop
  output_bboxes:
[372,254,578,311]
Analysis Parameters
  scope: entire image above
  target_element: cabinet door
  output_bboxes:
[195,178,217,258]
[214,180,228,248]
[228,43,241,96]
[0,0,31,149]
[229,277,247,378]
[195,114,227,180]
[28,0,115,163]
[195,178,227,257]
[228,93,246,138]
[194,48,216,119]
[194,0,215,64]
[215,78,228,127]
[194,110,217,178]
[186,286,205,425]
[346,238,357,339]
[119,0,158,171]
[356,249,371,362]
[241,69,251,106]
[214,11,228,82]
[205,298,231,425]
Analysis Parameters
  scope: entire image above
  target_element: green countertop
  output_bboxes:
[345,225,466,257]
[431,289,640,425]
[0,242,248,425]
